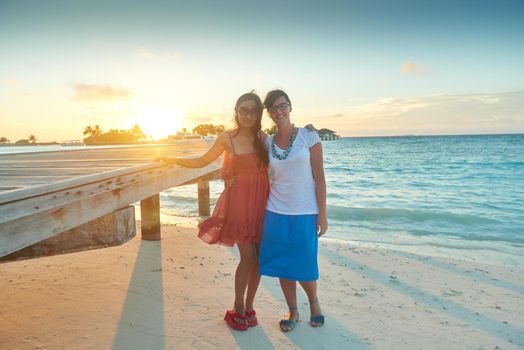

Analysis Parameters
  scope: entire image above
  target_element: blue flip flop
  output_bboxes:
[310,314,325,327]
[279,315,299,332]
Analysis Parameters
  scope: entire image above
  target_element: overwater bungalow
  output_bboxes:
[318,128,339,141]
[304,124,340,141]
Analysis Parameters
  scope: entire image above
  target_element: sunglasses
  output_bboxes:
[267,102,290,114]
[237,106,260,118]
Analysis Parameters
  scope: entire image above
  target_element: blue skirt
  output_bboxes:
[259,210,319,282]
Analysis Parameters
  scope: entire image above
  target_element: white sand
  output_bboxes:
[1,225,522,349]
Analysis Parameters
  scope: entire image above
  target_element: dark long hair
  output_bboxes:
[233,92,269,166]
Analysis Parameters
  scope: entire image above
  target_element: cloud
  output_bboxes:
[329,91,524,136]
[72,83,132,102]
[401,61,428,75]
[135,47,181,61]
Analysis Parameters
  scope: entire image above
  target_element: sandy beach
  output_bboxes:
[1,224,522,350]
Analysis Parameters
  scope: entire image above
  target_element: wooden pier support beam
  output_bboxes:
[198,180,210,216]
[140,194,161,240]
[0,206,136,262]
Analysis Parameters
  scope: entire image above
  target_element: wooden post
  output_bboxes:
[197,180,210,216]
[141,194,160,240]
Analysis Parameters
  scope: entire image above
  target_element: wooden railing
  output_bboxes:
[0,161,221,258]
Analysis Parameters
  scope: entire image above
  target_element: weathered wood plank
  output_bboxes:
[0,205,136,262]
[0,143,223,258]
[0,163,161,205]
[0,163,162,219]
[0,162,221,257]
[0,143,214,193]
[0,161,222,223]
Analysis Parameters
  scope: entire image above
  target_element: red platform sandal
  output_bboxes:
[224,310,248,331]
[245,310,258,327]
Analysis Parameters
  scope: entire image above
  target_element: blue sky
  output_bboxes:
[1,0,523,140]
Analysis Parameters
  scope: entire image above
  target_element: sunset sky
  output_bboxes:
[1,0,523,142]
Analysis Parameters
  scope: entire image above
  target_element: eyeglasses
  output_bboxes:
[237,106,260,119]
[267,102,290,114]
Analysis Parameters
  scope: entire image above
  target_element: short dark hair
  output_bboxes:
[263,89,292,110]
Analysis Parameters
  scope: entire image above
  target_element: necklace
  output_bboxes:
[271,127,297,160]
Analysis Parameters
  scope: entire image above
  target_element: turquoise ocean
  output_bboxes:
[157,134,524,267]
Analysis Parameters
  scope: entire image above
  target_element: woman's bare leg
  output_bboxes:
[279,278,299,330]
[233,243,257,323]
[245,244,260,322]
[299,281,323,326]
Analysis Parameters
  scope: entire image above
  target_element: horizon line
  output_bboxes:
[341,132,524,139]
[1,132,523,144]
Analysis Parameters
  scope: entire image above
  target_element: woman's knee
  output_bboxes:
[240,253,257,267]
[238,244,258,267]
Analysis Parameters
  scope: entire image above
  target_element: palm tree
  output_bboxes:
[92,125,103,136]
[131,124,146,141]
[0,137,9,144]
[108,129,121,135]
[83,125,103,137]
[83,126,93,136]
[28,135,37,144]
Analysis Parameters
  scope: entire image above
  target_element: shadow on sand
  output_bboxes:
[319,246,524,347]
[393,250,524,294]
[228,248,371,350]
[112,241,165,350]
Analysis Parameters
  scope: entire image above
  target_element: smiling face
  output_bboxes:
[267,95,291,126]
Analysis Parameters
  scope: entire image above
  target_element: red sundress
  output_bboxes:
[197,149,269,246]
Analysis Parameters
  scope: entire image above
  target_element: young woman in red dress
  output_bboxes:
[157,92,269,331]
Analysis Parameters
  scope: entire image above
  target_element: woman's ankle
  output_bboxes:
[309,297,319,305]
[288,306,299,319]
[309,298,322,315]
[233,303,245,315]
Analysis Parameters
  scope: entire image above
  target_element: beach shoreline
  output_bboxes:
[1,224,522,349]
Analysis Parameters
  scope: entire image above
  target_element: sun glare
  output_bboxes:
[135,106,181,140]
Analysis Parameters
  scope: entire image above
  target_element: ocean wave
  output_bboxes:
[160,193,217,207]
[160,209,198,218]
[330,220,523,245]
[338,236,524,254]
[404,229,524,245]
[327,205,500,226]
[160,193,196,202]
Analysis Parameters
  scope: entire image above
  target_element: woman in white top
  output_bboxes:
[259,89,328,332]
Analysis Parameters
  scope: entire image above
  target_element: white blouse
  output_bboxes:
[265,128,321,215]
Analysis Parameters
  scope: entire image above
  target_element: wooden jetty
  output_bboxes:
[0,143,221,260]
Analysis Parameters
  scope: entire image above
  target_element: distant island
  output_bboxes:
[1,122,342,147]
[0,135,59,147]
[82,124,225,145]
[82,125,147,145]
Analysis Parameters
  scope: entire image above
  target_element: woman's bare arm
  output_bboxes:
[310,142,328,236]
[157,132,229,168]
